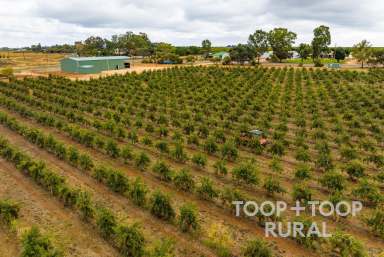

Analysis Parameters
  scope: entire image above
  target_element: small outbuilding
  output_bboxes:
[212,51,230,60]
[60,56,130,74]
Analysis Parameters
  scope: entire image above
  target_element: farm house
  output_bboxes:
[60,56,130,74]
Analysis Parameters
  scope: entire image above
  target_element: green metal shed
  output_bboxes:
[211,51,230,60]
[60,56,129,74]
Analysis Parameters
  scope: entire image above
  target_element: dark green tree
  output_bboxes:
[311,25,331,60]
[248,29,269,64]
[268,28,297,62]
[297,43,312,63]
[201,39,212,58]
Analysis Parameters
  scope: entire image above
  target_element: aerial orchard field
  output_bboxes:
[0,66,383,257]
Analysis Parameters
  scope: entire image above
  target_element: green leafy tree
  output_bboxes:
[68,147,79,165]
[156,141,169,154]
[229,44,254,64]
[329,231,367,257]
[294,163,312,180]
[204,137,218,154]
[135,152,150,171]
[232,162,259,185]
[201,39,212,58]
[213,160,228,176]
[173,169,195,192]
[268,27,297,62]
[152,161,173,182]
[96,207,117,239]
[113,31,152,56]
[79,154,93,171]
[196,177,219,201]
[121,145,133,163]
[368,49,384,66]
[0,200,20,225]
[81,36,107,56]
[320,170,346,192]
[311,25,331,60]
[335,47,346,62]
[297,43,312,63]
[171,143,188,163]
[107,170,130,193]
[268,141,285,156]
[344,160,365,181]
[295,147,310,162]
[352,40,372,68]
[21,227,62,257]
[353,179,383,206]
[248,29,269,64]
[150,191,175,221]
[242,239,273,257]
[116,223,145,257]
[292,184,312,205]
[106,140,120,158]
[76,191,94,221]
[263,176,286,196]
[191,153,207,168]
[148,239,175,257]
[366,209,384,238]
[129,178,148,207]
[178,203,199,233]
[269,156,283,173]
[220,140,238,161]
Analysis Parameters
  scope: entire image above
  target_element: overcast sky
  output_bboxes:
[1,0,384,47]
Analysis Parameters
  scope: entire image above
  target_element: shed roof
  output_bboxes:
[67,56,129,62]
[212,51,229,57]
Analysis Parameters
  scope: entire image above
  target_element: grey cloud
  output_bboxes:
[0,0,383,47]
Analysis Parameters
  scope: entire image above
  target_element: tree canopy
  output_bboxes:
[312,25,331,60]
[352,40,372,68]
[248,29,269,63]
[268,28,297,62]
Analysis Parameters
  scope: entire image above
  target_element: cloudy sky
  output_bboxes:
[1,0,384,47]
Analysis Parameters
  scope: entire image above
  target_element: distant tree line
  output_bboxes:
[228,25,384,67]
[228,25,334,65]
[15,28,384,67]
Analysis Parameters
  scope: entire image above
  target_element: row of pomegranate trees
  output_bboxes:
[0,108,282,256]
[0,110,203,233]
[1,69,382,210]
[0,67,384,239]
[2,68,380,192]
[9,68,380,150]
[0,137,151,256]
[0,110,373,257]
[10,67,381,166]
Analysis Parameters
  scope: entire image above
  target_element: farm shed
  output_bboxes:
[60,56,130,74]
[212,51,230,60]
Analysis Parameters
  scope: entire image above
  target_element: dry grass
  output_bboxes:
[0,51,65,72]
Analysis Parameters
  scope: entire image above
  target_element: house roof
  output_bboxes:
[67,56,129,62]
